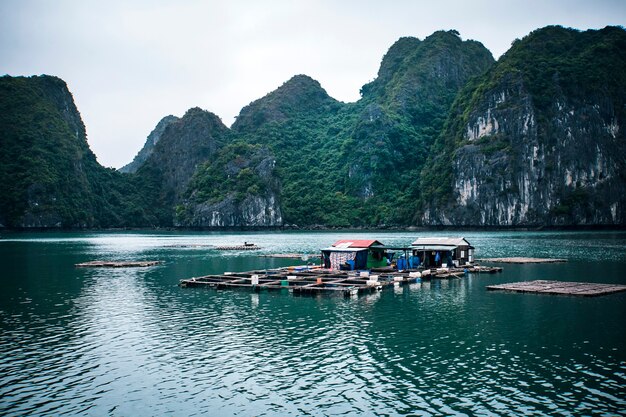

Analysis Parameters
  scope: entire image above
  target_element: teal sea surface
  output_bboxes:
[1,231,625,416]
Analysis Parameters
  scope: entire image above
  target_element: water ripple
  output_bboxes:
[1,231,626,415]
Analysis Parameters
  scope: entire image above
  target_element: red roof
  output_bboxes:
[332,239,384,248]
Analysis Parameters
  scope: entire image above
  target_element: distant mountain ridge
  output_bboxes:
[1,25,624,229]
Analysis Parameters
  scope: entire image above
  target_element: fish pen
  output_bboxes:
[180,268,423,296]
[179,264,502,296]
[487,280,626,297]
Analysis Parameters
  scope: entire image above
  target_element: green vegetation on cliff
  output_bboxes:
[184,142,274,204]
[219,31,494,227]
[0,75,171,228]
[421,25,626,225]
[3,26,623,229]
[131,107,229,226]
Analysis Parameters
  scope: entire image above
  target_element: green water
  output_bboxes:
[0,231,625,416]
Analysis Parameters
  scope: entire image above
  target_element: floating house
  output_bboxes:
[321,239,390,270]
[411,237,474,268]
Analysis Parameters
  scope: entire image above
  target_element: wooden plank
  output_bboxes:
[75,260,162,268]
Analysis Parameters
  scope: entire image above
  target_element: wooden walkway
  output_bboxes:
[487,280,626,297]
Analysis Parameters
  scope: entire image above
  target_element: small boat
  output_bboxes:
[216,242,261,250]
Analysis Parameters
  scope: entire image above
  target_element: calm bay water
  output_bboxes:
[0,230,625,416]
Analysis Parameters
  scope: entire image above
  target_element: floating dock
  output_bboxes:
[486,280,626,297]
[179,264,502,296]
[75,260,162,268]
[479,257,567,264]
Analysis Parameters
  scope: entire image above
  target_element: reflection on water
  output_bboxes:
[0,231,625,415]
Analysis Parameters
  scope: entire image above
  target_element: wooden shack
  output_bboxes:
[321,239,389,270]
[411,237,474,268]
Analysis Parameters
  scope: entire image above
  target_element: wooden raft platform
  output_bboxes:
[180,269,423,296]
[179,264,502,296]
[75,260,162,268]
[487,280,626,297]
[479,257,567,264]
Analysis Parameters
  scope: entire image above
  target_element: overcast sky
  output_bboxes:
[1,0,625,168]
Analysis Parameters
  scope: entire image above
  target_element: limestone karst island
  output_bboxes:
[1,26,625,230]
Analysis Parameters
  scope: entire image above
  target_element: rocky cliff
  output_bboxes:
[221,32,494,227]
[0,75,139,228]
[129,107,228,225]
[421,26,626,226]
[347,31,494,218]
[127,107,285,227]
[119,115,178,173]
[226,73,352,226]
[176,144,282,227]
[3,26,625,229]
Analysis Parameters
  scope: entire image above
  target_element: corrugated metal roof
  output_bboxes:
[332,239,384,248]
[411,237,471,247]
[321,247,369,252]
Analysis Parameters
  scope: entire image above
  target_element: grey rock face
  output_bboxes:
[178,194,282,227]
[176,146,283,227]
[423,67,626,226]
